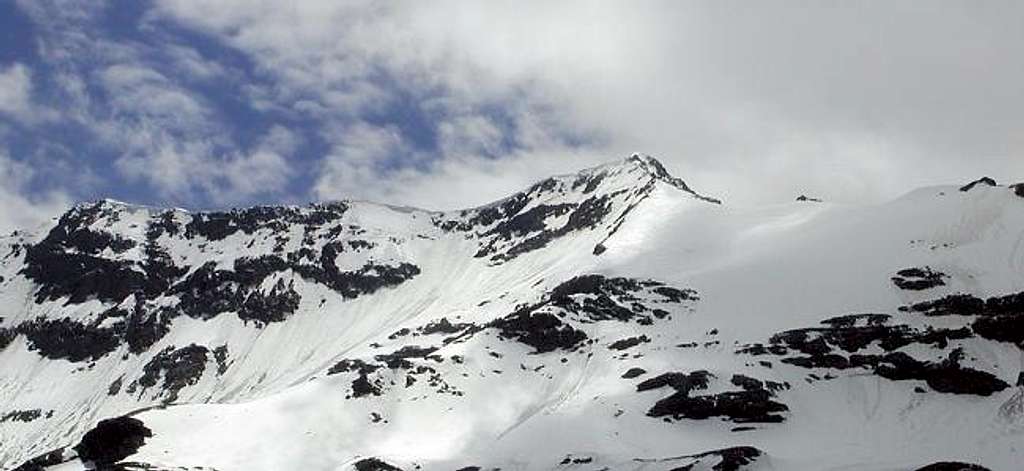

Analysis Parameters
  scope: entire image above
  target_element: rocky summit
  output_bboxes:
[1,155,1023,471]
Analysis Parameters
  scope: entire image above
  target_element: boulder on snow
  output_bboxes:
[73,416,152,466]
[796,195,823,202]
[11,447,67,471]
[353,457,403,471]
[622,367,647,379]
[959,177,997,192]
[891,267,947,291]
[914,462,991,471]
[647,446,763,471]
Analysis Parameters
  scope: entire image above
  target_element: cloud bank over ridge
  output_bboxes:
[1,1,1023,232]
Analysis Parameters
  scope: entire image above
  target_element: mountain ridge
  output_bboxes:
[1,154,1023,471]
[41,153,716,222]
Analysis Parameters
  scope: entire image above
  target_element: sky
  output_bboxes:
[1,0,1023,233]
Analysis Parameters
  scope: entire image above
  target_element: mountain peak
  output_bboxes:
[587,153,721,204]
[32,155,721,270]
[427,154,720,263]
[625,153,676,180]
[4,152,1024,471]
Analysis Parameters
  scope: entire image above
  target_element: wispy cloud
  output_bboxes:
[1,0,1022,231]
[8,0,301,207]
[0,63,58,125]
[0,151,70,235]
[151,1,1024,207]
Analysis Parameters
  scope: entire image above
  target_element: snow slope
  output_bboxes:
[1,156,1022,471]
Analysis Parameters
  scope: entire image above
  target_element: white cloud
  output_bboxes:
[114,135,211,198]
[93,60,274,205]
[0,63,58,125]
[213,125,298,204]
[163,44,230,82]
[98,63,213,127]
[8,0,1023,214]
[314,122,410,202]
[11,0,306,208]
[436,115,503,158]
[116,126,297,206]
[152,1,1024,208]
[315,120,606,210]
[0,64,34,119]
[0,152,70,235]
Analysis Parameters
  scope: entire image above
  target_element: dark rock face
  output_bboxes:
[290,243,421,300]
[545,275,695,324]
[436,182,538,234]
[119,304,174,355]
[488,275,695,353]
[11,447,66,471]
[213,345,230,375]
[73,416,152,466]
[705,446,762,471]
[171,258,302,326]
[22,241,151,305]
[353,457,403,471]
[641,446,762,471]
[0,326,16,351]
[483,203,575,244]
[5,304,183,362]
[730,374,765,392]
[1012,183,1024,198]
[649,389,789,424]
[134,344,209,403]
[622,367,647,379]
[914,462,991,471]
[0,409,43,423]
[435,156,718,263]
[374,345,441,369]
[638,371,713,394]
[108,376,124,396]
[490,311,588,354]
[558,455,593,465]
[19,318,120,362]
[327,351,462,400]
[573,170,608,194]
[867,350,1008,396]
[323,274,696,399]
[639,371,788,423]
[625,155,721,204]
[9,305,179,363]
[751,314,971,359]
[740,301,1014,396]
[477,194,615,262]
[971,314,1024,347]
[169,252,416,327]
[327,359,384,398]
[899,291,1024,347]
[891,267,947,290]
[609,334,651,350]
[900,293,1007,317]
[959,177,997,192]
[184,203,349,241]
[7,199,425,370]
[417,318,471,336]
[20,203,181,305]
[169,203,414,309]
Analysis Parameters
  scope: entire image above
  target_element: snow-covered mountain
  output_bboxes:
[1,155,1022,471]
